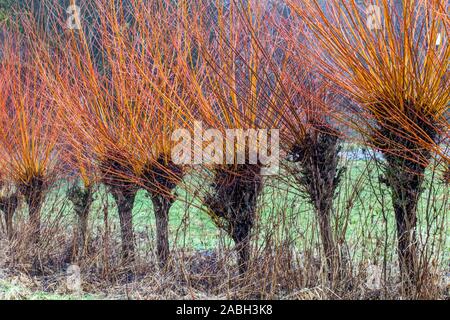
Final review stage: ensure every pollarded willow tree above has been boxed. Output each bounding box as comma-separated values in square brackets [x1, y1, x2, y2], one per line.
[236, 2, 350, 281]
[169, 0, 285, 274]
[31, 0, 188, 267]
[288, 0, 449, 291]
[64, 152, 96, 261]
[30, 6, 145, 263]
[0, 32, 19, 241]
[183, 0, 346, 278]
[0, 31, 60, 251]
[285, 80, 346, 283]
[129, 0, 203, 268]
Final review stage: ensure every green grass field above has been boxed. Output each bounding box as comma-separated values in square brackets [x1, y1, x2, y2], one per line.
[34, 158, 448, 256]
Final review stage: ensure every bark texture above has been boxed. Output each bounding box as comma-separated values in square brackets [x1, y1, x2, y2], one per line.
[109, 184, 137, 263]
[67, 183, 94, 260]
[101, 157, 139, 264]
[0, 193, 19, 240]
[150, 195, 172, 268]
[143, 157, 182, 269]
[19, 176, 46, 244]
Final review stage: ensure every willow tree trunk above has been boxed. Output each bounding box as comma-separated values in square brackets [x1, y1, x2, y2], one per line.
[231, 215, 253, 275]
[0, 194, 19, 240]
[110, 186, 137, 263]
[19, 177, 46, 245]
[377, 107, 438, 294]
[150, 194, 173, 268]
[318, 209, 338, 280]
[205, 164, 263, 275]
[77, 209, 89, 254]
[67, 184, 94, 260]
[142, 158, 182, 269]
[26, 192, 44, 244]
[290, 125, 344, 282]
[18, 177, 46, 274]
[382, 156, 425, 292]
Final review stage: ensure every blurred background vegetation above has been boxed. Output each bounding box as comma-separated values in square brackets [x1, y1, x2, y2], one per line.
[0, 0, 14, 23]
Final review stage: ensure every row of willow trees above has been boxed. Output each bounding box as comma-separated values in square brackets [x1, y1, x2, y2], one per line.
[0, 0, 448, 296]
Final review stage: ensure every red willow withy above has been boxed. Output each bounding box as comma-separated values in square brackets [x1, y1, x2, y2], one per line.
[288, 0, 449, 293]
[30, 0, 189, 268]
